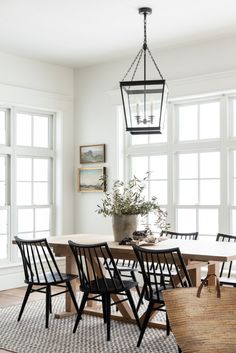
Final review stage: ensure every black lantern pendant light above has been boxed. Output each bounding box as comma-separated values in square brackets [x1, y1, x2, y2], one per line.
[120, 7, 168, 135]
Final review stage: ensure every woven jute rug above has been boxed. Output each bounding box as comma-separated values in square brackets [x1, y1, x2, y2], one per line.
[0, 296, 178, 353]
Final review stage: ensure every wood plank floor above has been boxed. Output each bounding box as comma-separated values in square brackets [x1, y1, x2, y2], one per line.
[0, 286, 59, 353]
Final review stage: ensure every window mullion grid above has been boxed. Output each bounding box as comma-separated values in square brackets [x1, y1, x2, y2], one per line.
[167, 102, 175, 229]
[197, 103, 200, 140]
[32, 157, 35, 238]
[31, 115, 34, 147]
[220, 95, 229, 234]
[197, 152, 200, 206]
[10, 108, 18, 262]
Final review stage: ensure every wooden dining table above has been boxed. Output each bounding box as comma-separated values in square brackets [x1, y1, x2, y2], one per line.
[46, 233, 236, 329]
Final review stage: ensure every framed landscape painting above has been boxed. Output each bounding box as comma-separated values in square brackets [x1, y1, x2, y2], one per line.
[80, 144, 105, 164]
[78, 167, 106, 192]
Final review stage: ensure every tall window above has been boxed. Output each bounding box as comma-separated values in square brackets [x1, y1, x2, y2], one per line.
[124, 94, 236, 237]
[0, 108, 54, 264]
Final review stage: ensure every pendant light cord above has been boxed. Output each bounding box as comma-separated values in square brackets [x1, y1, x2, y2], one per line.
[121, 8, 165, 82]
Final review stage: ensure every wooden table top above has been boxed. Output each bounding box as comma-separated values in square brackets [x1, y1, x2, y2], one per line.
[47, 233, 236, 262]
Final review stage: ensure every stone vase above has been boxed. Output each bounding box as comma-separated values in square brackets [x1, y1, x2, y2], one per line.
[112, 214, 138, 242]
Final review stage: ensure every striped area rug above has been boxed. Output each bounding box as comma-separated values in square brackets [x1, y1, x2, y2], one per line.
[0, 296, 179, 353]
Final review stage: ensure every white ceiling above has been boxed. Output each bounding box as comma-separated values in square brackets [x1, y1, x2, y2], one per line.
[0, 0, 236, 68]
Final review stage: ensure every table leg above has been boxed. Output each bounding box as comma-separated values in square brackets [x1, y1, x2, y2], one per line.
[188, 267, 201, 286]
[65, 254, 78, 312]
[207, 261, 219, 285]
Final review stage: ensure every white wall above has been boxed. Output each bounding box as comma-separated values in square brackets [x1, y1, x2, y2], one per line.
[74, 36, 236, 235]
[0, 52, 74, 290]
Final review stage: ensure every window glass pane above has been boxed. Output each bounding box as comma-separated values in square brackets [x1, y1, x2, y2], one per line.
[0, 156, 5, 180]
[33, 116, 49, 148]
[18, 209, 33, 232]
[0, 235, 7, 259]
[35, 208, 50, 231]
[178, 180, 198, 204]
[34, 159, 49, 182]
[178, 105, 198, 141]
[199, 209, 218, 235]
[233, 100, 236, 137]
[150, 180, 167, 205]
[200, 180, 220, 205]
[131, 156, 148, 179]
[17, 158, 32, 181]
[200, 152, 220, 178]
[179, 153, 198, 179]
[199, 102, 220, 139]
[234, 180, 236, 206]
[150, 155, 167, 179]
[177, 208, 197, 232]
[17, 182, 32, 205]
[232, 210, 236, 234]
[33, 183, 48, 205]
[0, 182, 5, 205]
[0, 157, 5, 205]
[17, 233, 34, 240]
[150, 119, 167, 143]
[0, 209, 7, 234]
[148, 210, 166, 233]
[16, 113, 32, 146]
[234, 151, 236, 177]
[0, 111, 6, 145]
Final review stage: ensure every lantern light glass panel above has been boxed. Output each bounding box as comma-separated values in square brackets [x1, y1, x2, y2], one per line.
[120, 80, 168, 135]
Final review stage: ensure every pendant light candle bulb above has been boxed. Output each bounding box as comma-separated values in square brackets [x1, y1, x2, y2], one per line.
[150, 102, 153, 116]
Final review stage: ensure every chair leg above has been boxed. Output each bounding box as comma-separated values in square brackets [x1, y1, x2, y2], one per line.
[105, 294, 111, 341]
[17, 284, 33, 322]
[45, 285, 51, 328]
[136, 285, 146, 312]
[73, 292, 88, 334]
[166, 312, 170, 336]
[66, 281, 79, 314]
[102, 294, 107, 323]
[130, 271, 142, 298]
[49, 286, 52, 313]
[126, 289, 141, 330]
[137, 301, 153, 347]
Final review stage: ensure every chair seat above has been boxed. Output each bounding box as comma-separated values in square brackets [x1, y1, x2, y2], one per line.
[26, 272, 78, 285]
[144, 284, 173, 303]
[81, 278, 138, 294]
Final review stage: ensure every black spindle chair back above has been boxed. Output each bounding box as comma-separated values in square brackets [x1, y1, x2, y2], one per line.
[160, 230, 198, 240]
[15, 236, 63, 284]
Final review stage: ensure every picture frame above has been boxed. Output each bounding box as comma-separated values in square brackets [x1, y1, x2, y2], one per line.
[80, 144, 105, 164]
[78, 167, 106, 192]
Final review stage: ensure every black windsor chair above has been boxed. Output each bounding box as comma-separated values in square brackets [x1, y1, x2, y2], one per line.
[68, 240, 141, 341]
[136, 230, 198, 311]
[15, 236, 79, 328]
[133, 244, 192, 348]
[216, 233, 236, 286]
